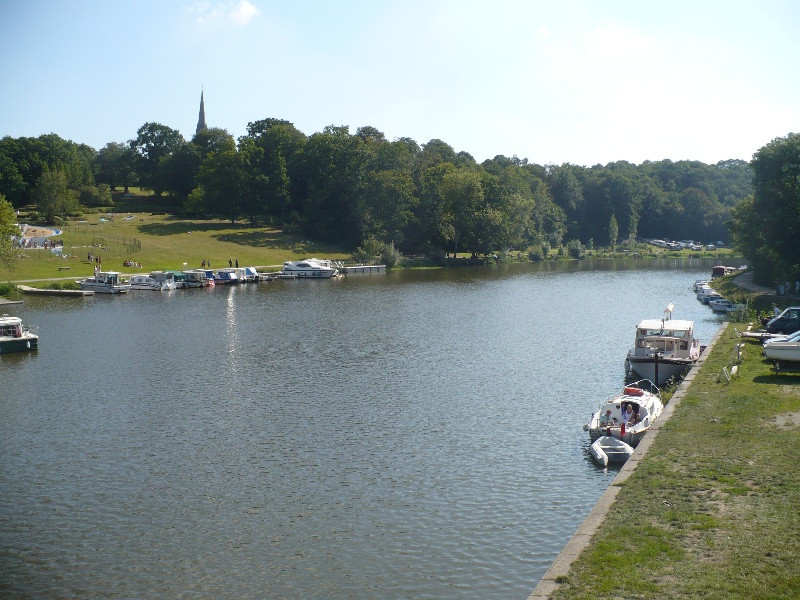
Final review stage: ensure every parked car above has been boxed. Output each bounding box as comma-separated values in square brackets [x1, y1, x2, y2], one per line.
[765, 306, 800, 335]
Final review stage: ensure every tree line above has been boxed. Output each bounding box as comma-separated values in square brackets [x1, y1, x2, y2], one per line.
[728, 132, 800, 287]
[0, 121, 754, 259]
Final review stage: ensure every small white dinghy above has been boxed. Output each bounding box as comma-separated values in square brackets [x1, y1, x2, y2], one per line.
[590, 436, 635, 467]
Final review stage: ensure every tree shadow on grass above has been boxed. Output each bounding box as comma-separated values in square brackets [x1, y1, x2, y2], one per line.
[216, 231, 334, 252]
[137, 220, 340, 253]
[139, 221, 239, 236]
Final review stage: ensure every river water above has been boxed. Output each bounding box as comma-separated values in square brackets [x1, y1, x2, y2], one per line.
[1, 258, 727, 598]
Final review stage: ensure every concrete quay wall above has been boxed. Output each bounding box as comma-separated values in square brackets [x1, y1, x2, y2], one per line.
[528, 322, 729, 599]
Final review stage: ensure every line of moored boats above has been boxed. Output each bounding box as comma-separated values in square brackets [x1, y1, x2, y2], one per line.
[587, 269, 800, 468]
[585, 301, 700, 467]
[696, 274, 800, 368]
[78, 258, 342, 294]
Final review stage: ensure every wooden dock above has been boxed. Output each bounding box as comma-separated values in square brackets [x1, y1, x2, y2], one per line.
[341, 265, 386, 274]
[17, 285, 94, 297]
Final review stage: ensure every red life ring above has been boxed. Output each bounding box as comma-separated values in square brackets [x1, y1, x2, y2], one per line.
[623, 386, 644, 396]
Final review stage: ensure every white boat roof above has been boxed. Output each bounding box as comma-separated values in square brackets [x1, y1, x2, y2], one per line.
[636, 319, 694, 331]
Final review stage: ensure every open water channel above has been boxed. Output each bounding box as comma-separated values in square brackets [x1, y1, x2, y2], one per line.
[1, 258, 730, 598]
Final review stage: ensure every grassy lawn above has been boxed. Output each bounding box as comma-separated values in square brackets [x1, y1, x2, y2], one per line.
[550, 324, 800, 599]
[1, 211, 349, 283]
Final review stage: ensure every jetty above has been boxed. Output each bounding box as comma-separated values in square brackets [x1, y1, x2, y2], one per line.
[342, 264, 386, 274]
[17, 285, 94, 297]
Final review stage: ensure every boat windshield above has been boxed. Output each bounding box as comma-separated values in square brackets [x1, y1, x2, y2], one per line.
[640, 329, 689, 338]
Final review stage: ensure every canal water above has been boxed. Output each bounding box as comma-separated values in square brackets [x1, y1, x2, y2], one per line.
[1, 258, 727, 598]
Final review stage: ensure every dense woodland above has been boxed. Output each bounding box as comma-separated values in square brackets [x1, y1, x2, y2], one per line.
[728, 132, 800, 286]
[0, 120, 757, 262]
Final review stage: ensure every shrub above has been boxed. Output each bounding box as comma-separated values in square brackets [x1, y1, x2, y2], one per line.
[567, 239, 585, 259]
[0, 282, 22, 299]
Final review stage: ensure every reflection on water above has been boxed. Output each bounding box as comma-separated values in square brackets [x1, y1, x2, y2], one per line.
[0, 259, 725, 598]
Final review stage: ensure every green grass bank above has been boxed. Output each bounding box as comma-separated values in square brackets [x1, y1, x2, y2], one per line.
[538, 324, 800, 599]
[1, 211, 350, 285]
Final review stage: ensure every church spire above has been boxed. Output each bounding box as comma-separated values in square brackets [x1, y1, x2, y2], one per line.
[196, 88, 208, 136]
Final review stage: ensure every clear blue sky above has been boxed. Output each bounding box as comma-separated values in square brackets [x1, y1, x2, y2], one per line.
[1, 0, 798, 166]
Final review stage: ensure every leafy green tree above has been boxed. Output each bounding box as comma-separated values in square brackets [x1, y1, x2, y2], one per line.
[33, 170, 76, 223]
[191, 127, 236, 158]
[95, 142, 137, 192]
[245, 118, 307, 220]
[78, 184, 112, 208]
[0, 146, 27, 207]
[0, 194, 20, 270]
[609, 214, 619, 251]
[159, 142, 202, 205]
[439, 169, 484, 256]
[129, 122, 185, 195]
[729, 133, 800, 284]
[300, 125, 366, 247]
[194, 149, 248, 222]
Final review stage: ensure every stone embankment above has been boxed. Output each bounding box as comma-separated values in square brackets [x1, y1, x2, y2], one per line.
[528, 323, 729, 599]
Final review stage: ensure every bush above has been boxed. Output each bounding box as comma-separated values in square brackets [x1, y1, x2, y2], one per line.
[567, 239, 585, 259]
[528, 246, 544, 262]
[0, 282, 22, 299]
[380, 242, 401, 268]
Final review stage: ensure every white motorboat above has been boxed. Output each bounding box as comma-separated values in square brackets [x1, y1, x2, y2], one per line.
[696, 284, 715, 302]
[590, 436, 634, 467]
[282, 258, 339, 278]
[0, 314, 39, 353]
[625, 304, 701, 385]
[763, 330, 800, 346]
[584, 380, 663, 448]
[214, 268, 240, 284]
[763, 337, 800, 363]
[183, 269, 211, 288]
[242, 266, 263, 282]
[703, 291, 723, 306]
[78, 271, 129, 294]
[709, 298, 746, 314]
[129, 271, 176, 291]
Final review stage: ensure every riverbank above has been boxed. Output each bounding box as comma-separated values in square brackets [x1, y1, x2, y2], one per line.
[530, 323, 800, 599]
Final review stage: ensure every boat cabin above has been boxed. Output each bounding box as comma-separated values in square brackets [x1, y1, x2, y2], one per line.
[183, 270, 209, 286]
[597, 387, 654, 427]
[0, 316, 24, 338]
[97, 271, 123, 285]
[632, 318, 699, 359]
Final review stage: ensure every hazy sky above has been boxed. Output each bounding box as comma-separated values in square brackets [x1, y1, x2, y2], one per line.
[1, 0, 798, 166]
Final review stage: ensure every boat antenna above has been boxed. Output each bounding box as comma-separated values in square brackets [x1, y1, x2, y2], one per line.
[663, 303, 674, 323]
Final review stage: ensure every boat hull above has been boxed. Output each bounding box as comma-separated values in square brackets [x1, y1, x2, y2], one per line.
[282, 268, 337, 278]
[78, 282, 129, 294]
[590, 436, 634, 467]
[763, 343, 800, 362]
[0, 335, 38, 353]
[625, 354, 694, 386]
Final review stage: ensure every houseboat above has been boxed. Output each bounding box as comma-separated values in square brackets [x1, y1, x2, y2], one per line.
[0, 314, 39, 353]
[624, 304, 701, 385]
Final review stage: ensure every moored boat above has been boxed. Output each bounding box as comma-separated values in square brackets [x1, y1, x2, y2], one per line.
[0, 314, 39, 353]
[78, 271, 130, 294]
[282, 258, 339, 278]
[708, 298, 747, 314]
[624, 304, 700, 385]
[589, 436, 635, 467]
[128, 271, 176, 291]
[584, 380, 663, 448]
[183, 269, 211, 288]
